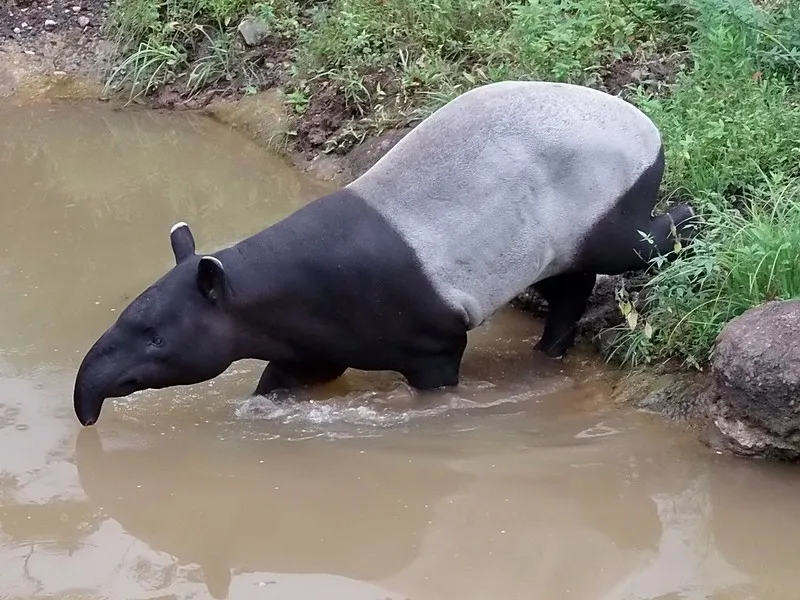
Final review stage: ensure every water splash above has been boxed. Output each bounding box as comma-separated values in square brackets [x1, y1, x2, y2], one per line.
[109, 367, 574, 441]
[233, 377, 547, 434]
[575, 422, 622, 439]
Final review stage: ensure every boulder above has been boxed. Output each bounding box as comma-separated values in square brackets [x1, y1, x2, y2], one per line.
[707, 299, 800, 460]
[237, 17, 269, 46]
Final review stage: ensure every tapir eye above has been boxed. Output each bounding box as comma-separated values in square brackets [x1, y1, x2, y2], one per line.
[150, 335, 165, 348]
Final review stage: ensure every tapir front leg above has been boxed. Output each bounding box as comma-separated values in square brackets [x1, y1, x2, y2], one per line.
[254, 361, 347, 396]
[400, 333, 469, 390]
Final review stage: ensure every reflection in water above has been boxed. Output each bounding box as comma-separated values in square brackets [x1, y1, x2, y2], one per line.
[72, 427, 462, 598]
[1, 103, 800, 600]
[601, 475, 748, 600]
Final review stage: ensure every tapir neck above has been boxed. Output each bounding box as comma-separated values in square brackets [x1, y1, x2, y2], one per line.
[204, 245, 296, 363]
[209, 196, 357, 364]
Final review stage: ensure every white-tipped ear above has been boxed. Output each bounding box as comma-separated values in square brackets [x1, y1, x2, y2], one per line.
[197, 256, 227, 304]
[170, 222, 196, 264]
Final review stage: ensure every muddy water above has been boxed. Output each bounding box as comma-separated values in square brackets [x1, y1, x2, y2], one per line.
[1, 103, 800, 600]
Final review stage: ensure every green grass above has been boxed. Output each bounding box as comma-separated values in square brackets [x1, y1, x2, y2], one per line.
[284, 0, 695, 139]
[102, 0, 303, 100]
[631, 0, 800, 199]
[101, 0, 800, 371]
[102, 0, 696, 108]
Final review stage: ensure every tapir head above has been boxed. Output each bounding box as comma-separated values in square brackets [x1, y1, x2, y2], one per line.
[74, 223, 239, 426]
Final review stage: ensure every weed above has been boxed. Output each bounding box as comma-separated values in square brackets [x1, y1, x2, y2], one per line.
[104, 39, 188, 100]
[631, 0, 800, 199]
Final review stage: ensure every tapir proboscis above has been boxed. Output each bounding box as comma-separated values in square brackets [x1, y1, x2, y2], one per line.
[73, 80, 695, 426]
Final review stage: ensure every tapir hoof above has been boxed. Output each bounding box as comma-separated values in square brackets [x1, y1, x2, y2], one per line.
[534, 337, 570, 359]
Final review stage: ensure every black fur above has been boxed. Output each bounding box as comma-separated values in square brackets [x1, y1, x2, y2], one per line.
[218, 189, 469, 392]
[533, 272, 597, 358]
[575, 146, 694, 274]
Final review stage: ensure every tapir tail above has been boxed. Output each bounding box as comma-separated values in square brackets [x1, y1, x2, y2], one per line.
[638, 203, 697, 265]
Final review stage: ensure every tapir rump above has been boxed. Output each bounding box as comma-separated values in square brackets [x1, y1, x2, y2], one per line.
[73, 80, 695, 426]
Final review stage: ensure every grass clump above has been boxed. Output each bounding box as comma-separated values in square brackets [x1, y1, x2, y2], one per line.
[102, 0, 305, 100]
[609, 177, 800, 369]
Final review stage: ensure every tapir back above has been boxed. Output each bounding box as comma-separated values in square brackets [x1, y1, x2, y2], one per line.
[346, 81, 663, 329]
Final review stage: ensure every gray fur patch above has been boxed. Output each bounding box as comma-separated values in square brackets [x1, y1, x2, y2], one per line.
[347, 81, 663, 329]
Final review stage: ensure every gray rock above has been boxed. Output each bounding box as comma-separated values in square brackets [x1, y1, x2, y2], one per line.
[707, 299, 800, 460]
[77, 15, 89, 27]
[237, 17, 269, 46]
[44, 18, 56, 29]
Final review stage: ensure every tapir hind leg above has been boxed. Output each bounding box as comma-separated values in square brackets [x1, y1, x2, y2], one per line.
[533, 272, 597, 358]
[254, 361, 346, 396]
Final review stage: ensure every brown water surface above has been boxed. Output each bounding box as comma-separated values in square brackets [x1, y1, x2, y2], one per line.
[1, 103, 800, 600]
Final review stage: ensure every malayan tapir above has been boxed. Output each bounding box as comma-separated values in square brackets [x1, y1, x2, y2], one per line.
[73, 80, 695, 426]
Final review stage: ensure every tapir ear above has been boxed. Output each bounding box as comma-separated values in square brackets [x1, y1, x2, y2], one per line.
[197, 256, 227, 304]
[170, 222, 196, 264]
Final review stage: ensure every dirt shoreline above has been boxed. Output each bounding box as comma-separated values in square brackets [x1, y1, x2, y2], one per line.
[0, 18, 711, 438]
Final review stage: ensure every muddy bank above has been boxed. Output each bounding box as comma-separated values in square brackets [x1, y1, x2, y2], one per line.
[1, 0, 687, 169]
[0, 0, 113, 99]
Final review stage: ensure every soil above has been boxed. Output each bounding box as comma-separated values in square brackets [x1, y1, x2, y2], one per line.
[0, 0, 110, 73]
[1, 0, 104, 41]
[602, 51, 691, 99]
[291, 81, 354, 155]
